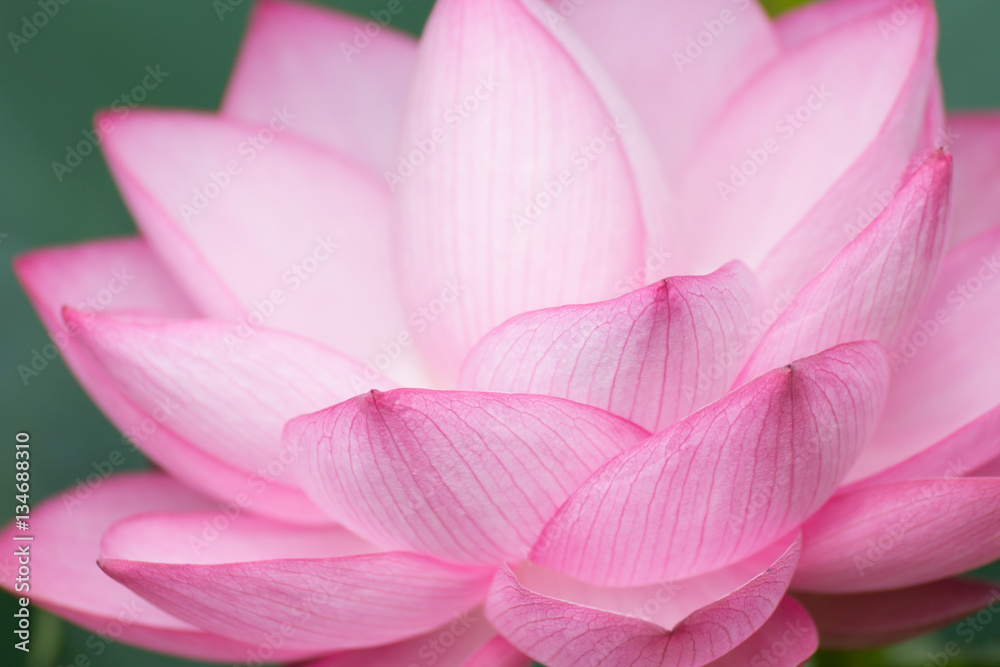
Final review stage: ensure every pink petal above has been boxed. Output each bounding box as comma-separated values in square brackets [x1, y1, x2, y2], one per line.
[296, 608, 530, 667]
[755, 65, 945, 300]
[99, 512, 494, 652]
[394, 0, 646, 380]
[738, 152, 951, 383]
[849, 403, 1000, 487]
[774, 0, 901, 48]
[973, 457, 1000, 478]
[100, 110, 412, 370]
[795, 579, 1000, 650]
[532, 342, 889, 587]
[459, 261, 764, 432]
[67, 310, 393, 485]
[0, 472, 300, 662]
[549, 0, 779, 178]
[795, 478, 1000, 593]
[13, 238, 327, 524]
[222, 0, 417, 173]
[286, 389, 649, 565]
[704, 596, 818, 667]
[676, 0, 938, 274]
[947, 113, 1000, 247]
[487, 534, 800, 667]
[846, 226, 1000, 482]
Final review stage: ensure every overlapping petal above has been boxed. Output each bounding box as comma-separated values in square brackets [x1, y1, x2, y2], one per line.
[68, 311, 392, 484]
[393, 0, 647, 379]
[459, 262, 763, 432]
[795, 579, 1000, 650]
[286, 389, 649, 565]
[100, 110, 412, 371]
[850, 403, 1000, 486]
[755, 66, 945, 298]
[0, 473, 299, 662]
[796, 478, 1000, 592]
[297, 608, 530, 667]
[677, 0, 938, 274]
[13, 238, 327, 523]
[550, 0, 779, 178]
[532, 342, 889, 586]
[705, 596, 818, 667]
[222, 0, 418, 173]
[948, 113, 1000, 246]
[99, 512, 494, 652]
[738, 152, 951, 382]
[847, 226, 1000, 482]
[774, 0, 901, 48]
[487, 534, 800, 667]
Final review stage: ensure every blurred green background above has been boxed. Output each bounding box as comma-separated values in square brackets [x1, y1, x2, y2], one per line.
[0, 0, 998, 665]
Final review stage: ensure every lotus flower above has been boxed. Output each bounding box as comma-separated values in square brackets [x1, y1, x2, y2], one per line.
[5, 0, 1000, 665]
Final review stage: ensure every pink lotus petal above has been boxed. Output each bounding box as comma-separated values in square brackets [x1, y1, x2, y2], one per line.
[394, 0, 647, 380]
[67, 310, 393, 485]
[532, 342, 889, 587]
[847, 226, 1000, 482]
[738, 152, 951, 383]
[487, 534, 800, 667]
[774, 0, 901, 48]
[0, 472, 301, 662]
[849, 403, 1000, 487]
[223, 0, 417, 173]
[795, 478, 1000, 593]
[705, 596, 818, 667]
[100, 110, 413, 371]
[947, 113, 1000, 246]
[287, 389, 649, 565]
[13, 238, 328, 524]
[99, 512, 494, 652]
[973, 457, 1000, 477]
[550, 0, 779, 178]
[676, 0, 937, 274]
[459, 261, 763, 432]
[756, 61, 944, 300]
[296, 608, 530, 667]
[795, 579, 1000, 650]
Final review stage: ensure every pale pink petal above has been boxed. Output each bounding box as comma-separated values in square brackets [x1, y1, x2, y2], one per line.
[13, 239, 327, 524]
[847, 227, 1000, 482]
[795, 579, 1000, 650]
[676, 0, 938, 274]
[67, 310, 393, 485]
[756, 66, 946, 300]
[222, 0, 417, 173]
[774, 0, 899, 48]
[0, 472, 304, 662]
[99, 512, 493, 652]
[532, 342, 889, 587]
[287, 389, 649, 565]
[738, 152, 951, 383]
[795, 478, 1000, 593]
[704, 597, 818, 667]
[947, 113, 1000, 246]
[296, 608, 530, 667]
[461, 635, 533, 667]
[549, 0, 779, 177]
[459, 262, 763, 432]
[487, 535, 800, 667]
[100, 110, 412, 370]
[849, 403, 1000, 487]
[394, 0, 646, 380]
